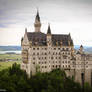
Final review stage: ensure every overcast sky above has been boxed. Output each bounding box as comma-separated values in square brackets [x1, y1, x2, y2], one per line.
[0, 0, 92, 46]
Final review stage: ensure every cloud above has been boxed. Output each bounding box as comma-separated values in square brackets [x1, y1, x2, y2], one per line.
[0, 0, 92, 46]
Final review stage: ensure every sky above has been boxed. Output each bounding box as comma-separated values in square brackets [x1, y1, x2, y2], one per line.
[0, 0, 92, 46]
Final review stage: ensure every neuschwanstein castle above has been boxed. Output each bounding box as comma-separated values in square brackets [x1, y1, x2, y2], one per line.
[21, 10, 92, 85]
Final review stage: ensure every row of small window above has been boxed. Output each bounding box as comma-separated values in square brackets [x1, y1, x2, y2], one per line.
[33, 61, 61, 64]
[32, 52, 70, 55]
[33, 57, 47, 60]
[33, 52, 47, 55]
[32, 47, 70, 51]
[40, 65, 61, 69]
[75, 62, 88, 64]
[62, 61, 70, 63]
[33, 48, 47, 50]
[76, 65, 88, 68]
[33, 57, 61, 60]
[62, 52, 70, 55]
[52, 65, 61, 68]
[33, 62, 47, 64]
[22, 64, 70, 69]
[62, 65, 70, 68]
[51, 57, 61, 59]
[70, 65, 89, 68]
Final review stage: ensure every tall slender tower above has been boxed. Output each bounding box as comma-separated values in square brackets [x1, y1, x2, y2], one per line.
[47, 24, 52, 46]
[34, 10, 41, 32]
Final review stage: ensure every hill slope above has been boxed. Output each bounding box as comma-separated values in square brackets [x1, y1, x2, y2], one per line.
[0, 46, 21, 51]
[0, 45, 92, 54]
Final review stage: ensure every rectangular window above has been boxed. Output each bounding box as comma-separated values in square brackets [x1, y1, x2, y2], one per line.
[33, 62, 35, 64]
[59, 65, 60, 68]
[66, 48, 69, 51]
[42, 66, 44, 68]
[54, 48, 56, 50]
[63, 55, 67, 59]
[45, 53, 47, 55]
[51, 57, 53, 59]
[58, 48, 60, 50]
[37, 53, 39, 55]
[45, 66, 47, 68]
[62, 48, 64, 51]
[45, 48, 47, 50]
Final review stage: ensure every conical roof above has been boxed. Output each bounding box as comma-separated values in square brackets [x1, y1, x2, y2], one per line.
[35, 10, 40, 21]
[47, 24, 51, 34]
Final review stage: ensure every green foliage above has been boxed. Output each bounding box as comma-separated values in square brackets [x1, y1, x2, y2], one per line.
[84, 82, 92, 92]
[0, 54, 21, 71]
[0, 65, 92, 92]
[0, 61, 21, 71]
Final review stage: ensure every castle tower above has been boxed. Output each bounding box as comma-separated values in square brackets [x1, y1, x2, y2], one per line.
[47, 24, 52, 46]
[47, 24, 52, 72]
[34, 10, 41, 32]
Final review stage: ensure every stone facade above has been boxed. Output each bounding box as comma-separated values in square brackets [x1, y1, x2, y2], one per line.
[21, 11, 92, 85]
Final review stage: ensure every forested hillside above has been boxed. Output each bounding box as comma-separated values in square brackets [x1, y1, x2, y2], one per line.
[0, 63, 92, 92]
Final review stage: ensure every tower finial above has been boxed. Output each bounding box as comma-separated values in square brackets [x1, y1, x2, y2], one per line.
[25, 28, 27, 33]
[47, 23, 51, 34]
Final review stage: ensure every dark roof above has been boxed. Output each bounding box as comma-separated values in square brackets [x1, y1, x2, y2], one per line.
[27, 32, 46, 46]
[27, 32, 73, 46]
[52, 34, 73, 46]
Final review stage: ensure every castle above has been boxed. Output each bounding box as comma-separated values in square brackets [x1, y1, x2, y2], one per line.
[21, 10, 92, 85]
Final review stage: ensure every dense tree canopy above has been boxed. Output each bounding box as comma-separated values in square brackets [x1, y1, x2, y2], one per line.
[0, 63, 92, 92]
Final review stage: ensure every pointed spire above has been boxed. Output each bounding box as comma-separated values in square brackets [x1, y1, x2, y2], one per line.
[47, 23, 51, 34]
[25, 28, 27, 33]
[34, 9, 41, 32]
[68, 32, 71, 40]
[79, 45, 84, 54]
[80, 45, 83, 48]
[35, 9, 40, 22]
[69, 33, 70, 36]
[21, 37, 23, 41]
